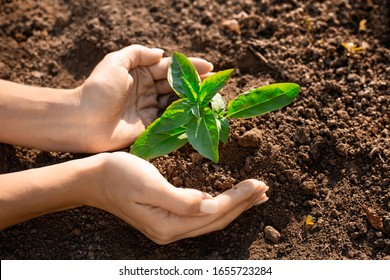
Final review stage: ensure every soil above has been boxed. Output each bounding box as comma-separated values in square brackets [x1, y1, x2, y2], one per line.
[0, 0, 389, 260]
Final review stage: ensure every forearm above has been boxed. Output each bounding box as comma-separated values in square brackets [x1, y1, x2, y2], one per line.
[0, 79, 87, 152]
[0, 154, 105, 230]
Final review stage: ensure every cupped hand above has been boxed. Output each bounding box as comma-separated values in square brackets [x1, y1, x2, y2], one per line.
[95, 152, 269, 244]
[77, 44, 214, 153]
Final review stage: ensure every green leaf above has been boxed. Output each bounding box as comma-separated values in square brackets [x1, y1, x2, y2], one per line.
[182, 75, 197, 102]
[130, 97, 194, 160]
[187, 109, 220, 162]
[168, 51, 200, 99]
[210, 93, 226, 114]
[199, 69, 234, 106]
[151, 99, 193, 133]
[226, 83, 300, 119]
[217, 116, 229, 144]
[130, 126, 188, 160]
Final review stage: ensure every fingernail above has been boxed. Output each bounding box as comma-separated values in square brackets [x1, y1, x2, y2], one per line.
[255, 196, 269, 206]
[151, 48, 165, 54]
[264, 185, 269, 192]
[200, 199, 219, 214]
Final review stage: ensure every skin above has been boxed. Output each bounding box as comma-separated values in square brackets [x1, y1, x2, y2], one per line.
[0, 45, 269, 244]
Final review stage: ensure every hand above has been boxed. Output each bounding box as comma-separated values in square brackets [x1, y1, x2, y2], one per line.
[0, 151, 268, 243]
[77, 44, 214, 152]
[94, 152, 269, 244]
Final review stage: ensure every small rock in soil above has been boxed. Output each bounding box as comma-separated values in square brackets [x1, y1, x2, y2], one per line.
[172, 176, 183, 187]
[294, 127, 311, 144]
[189, 152, 203, 163]
[72, 228, 81, 237]
[264, 226, 281, 243]
[330, 209, 339, 218]
[301, 180, 317, 195]
[383, 216, 390, 233]
[238, 128, 262, 147]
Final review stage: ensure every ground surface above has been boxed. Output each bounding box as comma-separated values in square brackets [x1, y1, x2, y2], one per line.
[0, 0, 389, 260]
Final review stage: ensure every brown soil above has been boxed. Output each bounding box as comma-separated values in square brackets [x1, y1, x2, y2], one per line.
[0, 0, 389, 260]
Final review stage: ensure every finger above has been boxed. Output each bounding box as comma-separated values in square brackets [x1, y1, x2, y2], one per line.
[153, 180, 269, 243]
[159, 180, 267, 231]
[181, 193, 268, 241]
[200, 72, 216, 80]
[146, 183, 219, 216]
[157, 94, 174, 108]
[148, 57, 214, 81]
[155, 80, 173, 95]
[246, 193, 268, 211]
[106, 44, 164, 70]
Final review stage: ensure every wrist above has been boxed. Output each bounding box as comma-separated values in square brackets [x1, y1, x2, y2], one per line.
[72, 153, 110, 208]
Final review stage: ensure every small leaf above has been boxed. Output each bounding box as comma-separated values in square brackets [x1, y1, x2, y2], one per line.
[226, 83, 300, 119]
[359, 19, 367, 31]
[304, 215, 315, 229]
[210, 93, 226, 114]
[341, 42, 366, 53]
[199, 69, 234, 106]
[168, 51, 200, 98]
[151, 99, 193, 133]
[130, 126, 188, 160]
[130, 99, 193, 160]
[187, 109, 220, 162]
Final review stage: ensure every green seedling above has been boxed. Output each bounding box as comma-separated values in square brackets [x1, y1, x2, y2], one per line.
[131, 51, 300, 162]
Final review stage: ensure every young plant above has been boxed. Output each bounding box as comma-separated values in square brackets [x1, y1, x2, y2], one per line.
[130, 51, 300, 163]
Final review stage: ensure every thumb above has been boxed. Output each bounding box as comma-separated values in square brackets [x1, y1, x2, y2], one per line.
[110, 44, 164, 70]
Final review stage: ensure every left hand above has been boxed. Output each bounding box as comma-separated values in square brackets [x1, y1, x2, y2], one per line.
[94, 152, 269, 244]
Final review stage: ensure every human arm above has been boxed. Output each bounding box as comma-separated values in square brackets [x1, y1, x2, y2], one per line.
[0, 152, 268, 244]
[0, 45, 214, 152]
[0, 80, 86, 152]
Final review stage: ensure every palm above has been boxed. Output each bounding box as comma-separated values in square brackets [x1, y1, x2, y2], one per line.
[80, 51, 162, 151]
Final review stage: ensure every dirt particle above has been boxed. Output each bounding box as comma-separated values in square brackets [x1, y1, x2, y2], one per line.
[383, 216, 390, 233]
[87, 251, 95, 259]
[238, 128, 262, 147]
[264, 226, 281, 243]
[330, 209, 339, 218]
[294, 127, 311, 145]
[244, 156, 252, 173]
[336, 143, 349, 156]
[172, 176, 183, 187]
[189, 152, 204, 163]
[72, 228, 81, 237]
[31, 71, 43, 78]
[346, 222, 356, 232]
[301, 180, 317, 195]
